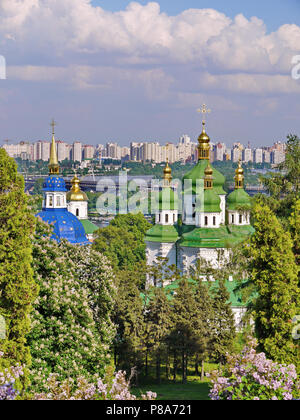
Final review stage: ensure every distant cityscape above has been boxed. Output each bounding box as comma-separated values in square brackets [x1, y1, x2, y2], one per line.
[2, 134, 286, 167]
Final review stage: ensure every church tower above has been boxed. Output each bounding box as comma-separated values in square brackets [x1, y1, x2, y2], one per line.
[36, 120, 89, 245]
[227, 161, 251, 226]
[145, 160, 179, 286]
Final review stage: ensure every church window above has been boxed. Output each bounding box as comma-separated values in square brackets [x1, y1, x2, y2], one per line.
[205, 216, 208, 226]
[49, 195, 53, 207]
[76, 209, 80, 217]
[231, 214, 234, 224]
[165, 214, 169, 223]
[56, 196, 61, 207]
[213, 216, 216, 226]
[239, 214, 243, 224]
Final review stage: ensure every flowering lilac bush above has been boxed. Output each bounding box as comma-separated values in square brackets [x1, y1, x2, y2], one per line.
[33, 370, 156, 401]
[209, 338, 300, 400]
[0, 352, 24, 400]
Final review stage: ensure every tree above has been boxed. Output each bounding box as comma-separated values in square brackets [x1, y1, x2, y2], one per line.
[168, 279, 198, 383]
[211, 280, 236, 364]
[259, 134, 300, 222]
[193, 280, 214, 380]
[289, 199, 300, 267]
[0, 149, 38, 385]
[113, 279, 146, 384]
[144, 287, 172, 384]
[28, 220, 116, 392]
[246, 200, 300, 368]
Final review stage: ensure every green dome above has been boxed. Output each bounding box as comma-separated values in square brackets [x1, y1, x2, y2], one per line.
[180, 224, 255, 248]
[183, 160, 226, 195]
[156, 187, 178, 211]
[195, 189, 221, 213]
[145, 224, 179, 243]
[227, 189, 251, 211]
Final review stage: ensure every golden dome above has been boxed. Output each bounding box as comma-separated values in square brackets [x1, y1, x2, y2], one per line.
[234, 161, 244, 189]
[204, 163, 213, 176]
[198, 122, 211, 160]
[198, 122, 210, 143]
[67, 176, 88, 202]
[163, 161, 172, 186]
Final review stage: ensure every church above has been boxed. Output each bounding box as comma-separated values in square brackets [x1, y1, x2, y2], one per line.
[145, 109, 254, 328]
[36, 122, 98, 244]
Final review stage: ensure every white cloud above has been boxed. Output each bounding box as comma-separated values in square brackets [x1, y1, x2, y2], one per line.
[0, 0, 299, 100]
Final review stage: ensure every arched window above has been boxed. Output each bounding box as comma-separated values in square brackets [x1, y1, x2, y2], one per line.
[76, 208, 80, 217]
[165, 214, 169, 223]
[232, 214, 234, 224]
[56, 196, 61, 207]
[205, 216, 208, 226]
[239, 214, 243, 224]
[213, 216, 216, 226]
[173, 214, 176, 223]
[49, 195, 53, 207]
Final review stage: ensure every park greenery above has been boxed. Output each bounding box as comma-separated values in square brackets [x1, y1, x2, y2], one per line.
[0, 134, 300, 400]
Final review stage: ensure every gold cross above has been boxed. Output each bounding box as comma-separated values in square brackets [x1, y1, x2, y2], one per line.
[50, 119, 57, 136]
[197, 104, 211, 123]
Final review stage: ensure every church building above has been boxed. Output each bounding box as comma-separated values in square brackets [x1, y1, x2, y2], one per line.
[145, 107, 254, 328]
[36, 122, 90, 245]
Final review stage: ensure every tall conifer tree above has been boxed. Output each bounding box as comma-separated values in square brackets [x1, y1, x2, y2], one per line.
[0, 149, 38, 379]
[247, 201, 300, 367]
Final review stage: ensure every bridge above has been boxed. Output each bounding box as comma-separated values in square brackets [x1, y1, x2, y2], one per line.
[24, 175, 268, 196]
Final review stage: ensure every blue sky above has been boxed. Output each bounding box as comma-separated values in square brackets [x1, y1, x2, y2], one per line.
[0, 0, 300, 147]
[92, 0, 300, 31]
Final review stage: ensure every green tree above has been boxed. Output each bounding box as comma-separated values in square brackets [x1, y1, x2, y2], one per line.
[246, 200, 300, 368]
[168, 279, 198, 383]
[259, 134, 300, 222]
[93, 213, 150, 272]
[289, 199, 300, 267]
[211, 280, 236, 364]
[113, 280, 146, 384]
[193, 280, 214, 380]
[144, 287, 172, 384]
[0, 149, 38, 384]
[28, 220, 116, 392]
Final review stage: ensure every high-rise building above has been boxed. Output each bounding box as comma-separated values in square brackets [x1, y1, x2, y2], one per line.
[243, 148, 253, 163]
[83, 145, 95, 160]
[254, 148, 263, 164]
[3, 141, 34, 160]
[72, 142, 82, 162]
[57, 141, 70, 162]
[214, 143, 226, 161]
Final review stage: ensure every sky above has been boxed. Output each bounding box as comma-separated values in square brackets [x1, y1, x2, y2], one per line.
[0, 0, 300, 147]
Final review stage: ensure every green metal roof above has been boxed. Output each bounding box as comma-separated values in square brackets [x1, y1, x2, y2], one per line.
[227, 188, 251, 211]
[141, 278, 255, 308]
[196, 189, 221, 213]
[183, 160, 226, 195]
[145, 224, 180, 243]
[80, 219, 100, 235]
[155, 187, 178, 211]
[179, 224, 254, 248]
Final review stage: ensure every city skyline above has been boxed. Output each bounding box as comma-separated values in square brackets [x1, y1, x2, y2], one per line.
[0, 1, 299, 146]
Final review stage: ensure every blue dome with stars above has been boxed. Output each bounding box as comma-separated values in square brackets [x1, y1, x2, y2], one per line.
[36, 208, 90, 245]
[43, 175, 67, 192]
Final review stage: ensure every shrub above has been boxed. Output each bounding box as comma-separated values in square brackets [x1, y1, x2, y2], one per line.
[33, 370, 156, 401]
[0, 352, 24, 400]
[209, 338, 300, 400]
